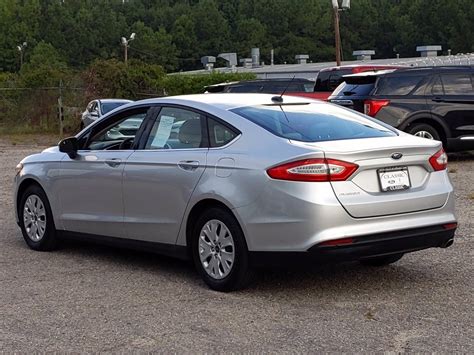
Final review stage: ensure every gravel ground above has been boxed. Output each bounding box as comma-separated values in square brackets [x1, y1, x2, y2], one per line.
[0, 139, 473, 352]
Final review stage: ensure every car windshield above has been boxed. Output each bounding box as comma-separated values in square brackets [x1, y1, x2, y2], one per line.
[231, 103, 396, 142]
[101, 102, 128, 115]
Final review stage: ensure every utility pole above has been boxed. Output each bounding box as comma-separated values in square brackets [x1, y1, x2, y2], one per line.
[121, 33, 136, 65]
[331, 0, 350, 66]
[333, 6, 341, 66]
[58, 80, 64, 138]
[17, 42, 27, 69]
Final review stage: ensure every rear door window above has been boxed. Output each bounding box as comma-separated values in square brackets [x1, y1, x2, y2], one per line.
[145, 107, 205, 149]
[440, 74, 474, 95]
[375, 75, 424, 95]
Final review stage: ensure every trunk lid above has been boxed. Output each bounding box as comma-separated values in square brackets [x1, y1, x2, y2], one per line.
[292, 135, 450, 218]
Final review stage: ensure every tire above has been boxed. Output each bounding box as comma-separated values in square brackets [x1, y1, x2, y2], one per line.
[192, 208, 254, 292]
[407, 123, 441, 141]
[18, 184, 58, 251]
[360, 253, 404, 267]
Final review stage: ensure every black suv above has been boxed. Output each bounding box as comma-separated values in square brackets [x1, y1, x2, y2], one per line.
[328, 66, 474, 151]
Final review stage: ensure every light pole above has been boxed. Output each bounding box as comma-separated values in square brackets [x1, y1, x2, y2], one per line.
[121, 33, 136, 65]
[17, 42, 27, 69]
[331, 0, 350, 66]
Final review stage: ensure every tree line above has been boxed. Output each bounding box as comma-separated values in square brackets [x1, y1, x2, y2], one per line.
[0, 0, 473, 73]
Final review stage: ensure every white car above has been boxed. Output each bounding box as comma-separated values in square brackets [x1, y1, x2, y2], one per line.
[81, 99, 133, 128]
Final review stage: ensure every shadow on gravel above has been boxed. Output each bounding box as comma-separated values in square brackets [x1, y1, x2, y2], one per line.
[448, 151, 474, 161]
[58, 238, 198, 281]
[52, 238, 436, 296]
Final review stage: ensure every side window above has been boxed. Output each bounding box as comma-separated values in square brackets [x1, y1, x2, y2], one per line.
[328, 74, 342, 90]
[86, 101, 94, 112]
[86, 109, 148, 150]
[208, 118, 239, 147]
[440, 74, 473, 95]
[91, 102, 98, 113]
[376, 75, 423, 95]
[315, 72, 330, 91]
[431, 76, 444, 95]
[145, 107, 204, 150]
[227, 84, 262, 93]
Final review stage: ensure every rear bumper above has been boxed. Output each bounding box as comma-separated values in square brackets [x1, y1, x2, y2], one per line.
[249, 224, 456, 267]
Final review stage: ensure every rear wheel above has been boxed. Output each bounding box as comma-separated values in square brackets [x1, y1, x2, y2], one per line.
[19, 185, 58, 251]
[192, 208, 253, 291]
[407, 123, 441, 141]
[360, 253, 404, 267]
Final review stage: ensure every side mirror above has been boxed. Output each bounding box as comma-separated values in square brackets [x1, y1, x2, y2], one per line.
[59, 137, 78, 159]
[90, 111, 99, 118]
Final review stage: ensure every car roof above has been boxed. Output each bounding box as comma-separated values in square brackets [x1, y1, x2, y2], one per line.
[206, 78, 315, 88]
[320, 64, 406, 73]
[345, 66, 474, 78]
[343, 69, 398, 78]
[98, 98, 134, 103]
[136, 93, 319, 111]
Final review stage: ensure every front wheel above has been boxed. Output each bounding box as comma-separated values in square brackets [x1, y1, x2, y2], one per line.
[192, 208, 253, 291]
[360, 253, 404, 267]
[19, 185, 58, 251]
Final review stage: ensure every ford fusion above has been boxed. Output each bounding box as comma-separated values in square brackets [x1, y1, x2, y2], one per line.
[14, 94, 457, 291]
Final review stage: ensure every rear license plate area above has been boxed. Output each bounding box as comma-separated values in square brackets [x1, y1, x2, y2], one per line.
[378, 166, 411, 192]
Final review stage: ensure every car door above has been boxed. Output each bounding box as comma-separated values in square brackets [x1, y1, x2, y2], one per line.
[122, 106, 208, 244]
[58, 106, 152, 237]
[430, 73, 474, 139]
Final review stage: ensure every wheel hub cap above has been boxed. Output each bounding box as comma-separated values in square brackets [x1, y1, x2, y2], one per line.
[414, 130, 434, 140]
[23, 194, 46, 242]
[198, 219, 235, 280]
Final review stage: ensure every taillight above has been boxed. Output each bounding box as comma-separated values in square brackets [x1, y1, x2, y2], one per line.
[442, 222, 457, 230]
[267, 158, 358, 182]
[429, 148, 448, 171]
[318, 237, 354, 247]
[363, 99, 390, 117]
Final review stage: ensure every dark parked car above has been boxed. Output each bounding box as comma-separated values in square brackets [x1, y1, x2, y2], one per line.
[204, 78, 329, 100]
[328, 66, 474, 152]
[314, 64, 404, 100]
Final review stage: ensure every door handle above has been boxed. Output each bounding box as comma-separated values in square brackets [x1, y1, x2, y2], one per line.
[432, 97, 445, 102]
[105, 158, 122, 168]
[178, 160, 200, 171]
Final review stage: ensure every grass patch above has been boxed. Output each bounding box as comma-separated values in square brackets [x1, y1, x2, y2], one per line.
[1, 132, 60, 147]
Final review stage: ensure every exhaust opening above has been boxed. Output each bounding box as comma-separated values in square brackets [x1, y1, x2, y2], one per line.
[440, 239, 454, 248]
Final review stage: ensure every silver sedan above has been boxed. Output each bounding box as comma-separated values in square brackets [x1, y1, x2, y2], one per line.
[14, 94, 457, 291]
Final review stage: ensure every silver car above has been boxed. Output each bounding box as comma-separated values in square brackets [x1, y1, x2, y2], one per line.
[81, 98, 133, 128]
[14, 94, 457, 291]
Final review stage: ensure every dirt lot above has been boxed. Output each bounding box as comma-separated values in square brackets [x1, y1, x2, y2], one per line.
[0, 138, 473, 352]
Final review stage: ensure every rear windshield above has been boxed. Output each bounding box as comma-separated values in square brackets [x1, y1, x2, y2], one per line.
[315, 69, 352, 92]
[331, 81, 375, 97]
[375, 75, 424, 95]
[231, 104, 396, 142]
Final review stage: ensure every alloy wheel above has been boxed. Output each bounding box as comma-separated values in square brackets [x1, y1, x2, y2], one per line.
[198, 219, 235, 280]
[23, 194, 47, 242]
[414, 130, 435, 140]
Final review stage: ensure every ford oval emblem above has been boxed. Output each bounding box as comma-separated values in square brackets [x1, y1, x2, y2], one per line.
[391, 152, 403, 160]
